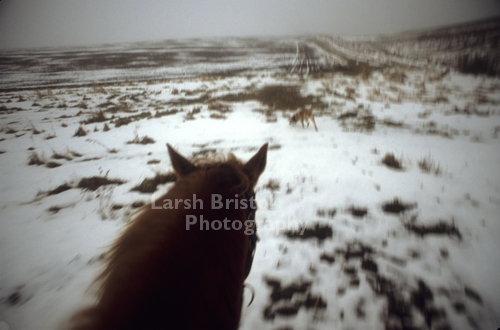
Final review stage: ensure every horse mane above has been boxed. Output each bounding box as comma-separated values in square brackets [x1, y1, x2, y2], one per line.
[67, 144, 268, 330]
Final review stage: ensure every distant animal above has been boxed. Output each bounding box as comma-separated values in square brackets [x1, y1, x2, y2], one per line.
[67, 143, 268, 330]
[289, 105, 318, 131]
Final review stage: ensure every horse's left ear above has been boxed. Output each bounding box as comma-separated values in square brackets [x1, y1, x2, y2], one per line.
[167, 144, 195, 177]
[243, 143, 268, 182]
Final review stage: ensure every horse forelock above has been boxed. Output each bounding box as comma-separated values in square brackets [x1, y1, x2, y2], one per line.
[188, 153, 254, 194]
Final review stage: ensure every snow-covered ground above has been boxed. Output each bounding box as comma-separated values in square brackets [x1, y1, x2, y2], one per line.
[1, 39, 500, 330]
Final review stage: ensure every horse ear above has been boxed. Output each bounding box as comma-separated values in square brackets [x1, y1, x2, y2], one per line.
[243, 143, 268, 182]
[167, 144, 195, 176]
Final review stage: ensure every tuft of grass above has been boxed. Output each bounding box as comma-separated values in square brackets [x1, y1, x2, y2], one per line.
[75, 101, 88, 109]
[47, 206, 63, 214]
[262, 277, 326, 320]
[45, 161, 62, 168]
[283, 223, 333, 242]
[382, 118, 404, 127]
[208, 101, 231, 113]
[317, 208, 337, 218]
[48, 183, 72, 196]
[385, 70, 407, 84]
[404, 217, 462, 240]
[337, 107, 375, 132]
[131, 172, 177, 193]
[31, 124, 43, 135]
[154, 108, 180, 118]
[44, 132, 57, 140]
[131, 201, 146, 208]
[263, 179, 280, 192]
[382, 198, 417, 214]
[345, 87, 356, 100]
[348, 206, 368, 218]
[82, 110, 108, 124]
[112, 111, 151, 127]
[51, 149, 73, 161]
[381, 153, 402, 170]
[28, 152, 45, 166]
[69, 150, 83, 158]
[147, 159, 161, 165]
[77, 176, 125, 191]
[418, 155, 442, 175]
[74, 126, 87, 137]
[209, 112, 226, 120]
[5, 127, 18, 134]
[126, 135, 155, 145]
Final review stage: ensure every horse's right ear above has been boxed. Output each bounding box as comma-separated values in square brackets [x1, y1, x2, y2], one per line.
[167, 144, 195, 177]
[243, 143, 268, 183]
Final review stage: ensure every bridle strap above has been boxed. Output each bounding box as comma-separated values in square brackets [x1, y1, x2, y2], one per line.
[242, 190, 258, 280]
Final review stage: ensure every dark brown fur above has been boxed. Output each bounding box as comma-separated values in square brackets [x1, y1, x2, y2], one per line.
[67, 143, 268, 330]
[289, 105, 318, 131]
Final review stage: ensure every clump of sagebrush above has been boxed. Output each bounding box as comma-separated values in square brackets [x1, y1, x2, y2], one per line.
[381, 153, 402, 170]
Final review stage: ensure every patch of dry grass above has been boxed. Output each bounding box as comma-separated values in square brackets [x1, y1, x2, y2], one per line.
[219, 84, 321, 111]
[112, 111, 151, 127]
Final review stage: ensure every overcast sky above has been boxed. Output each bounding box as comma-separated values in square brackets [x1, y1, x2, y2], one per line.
[0, 0, 499, 50]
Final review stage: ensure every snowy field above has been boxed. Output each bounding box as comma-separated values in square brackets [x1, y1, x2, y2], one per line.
[1, 36, 500, 330]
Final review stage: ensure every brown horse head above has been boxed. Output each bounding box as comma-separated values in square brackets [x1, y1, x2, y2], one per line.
[67, 143, 268, 330]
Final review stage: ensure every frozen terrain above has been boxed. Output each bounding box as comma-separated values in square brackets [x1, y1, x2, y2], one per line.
[1, 19, 500, 330]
